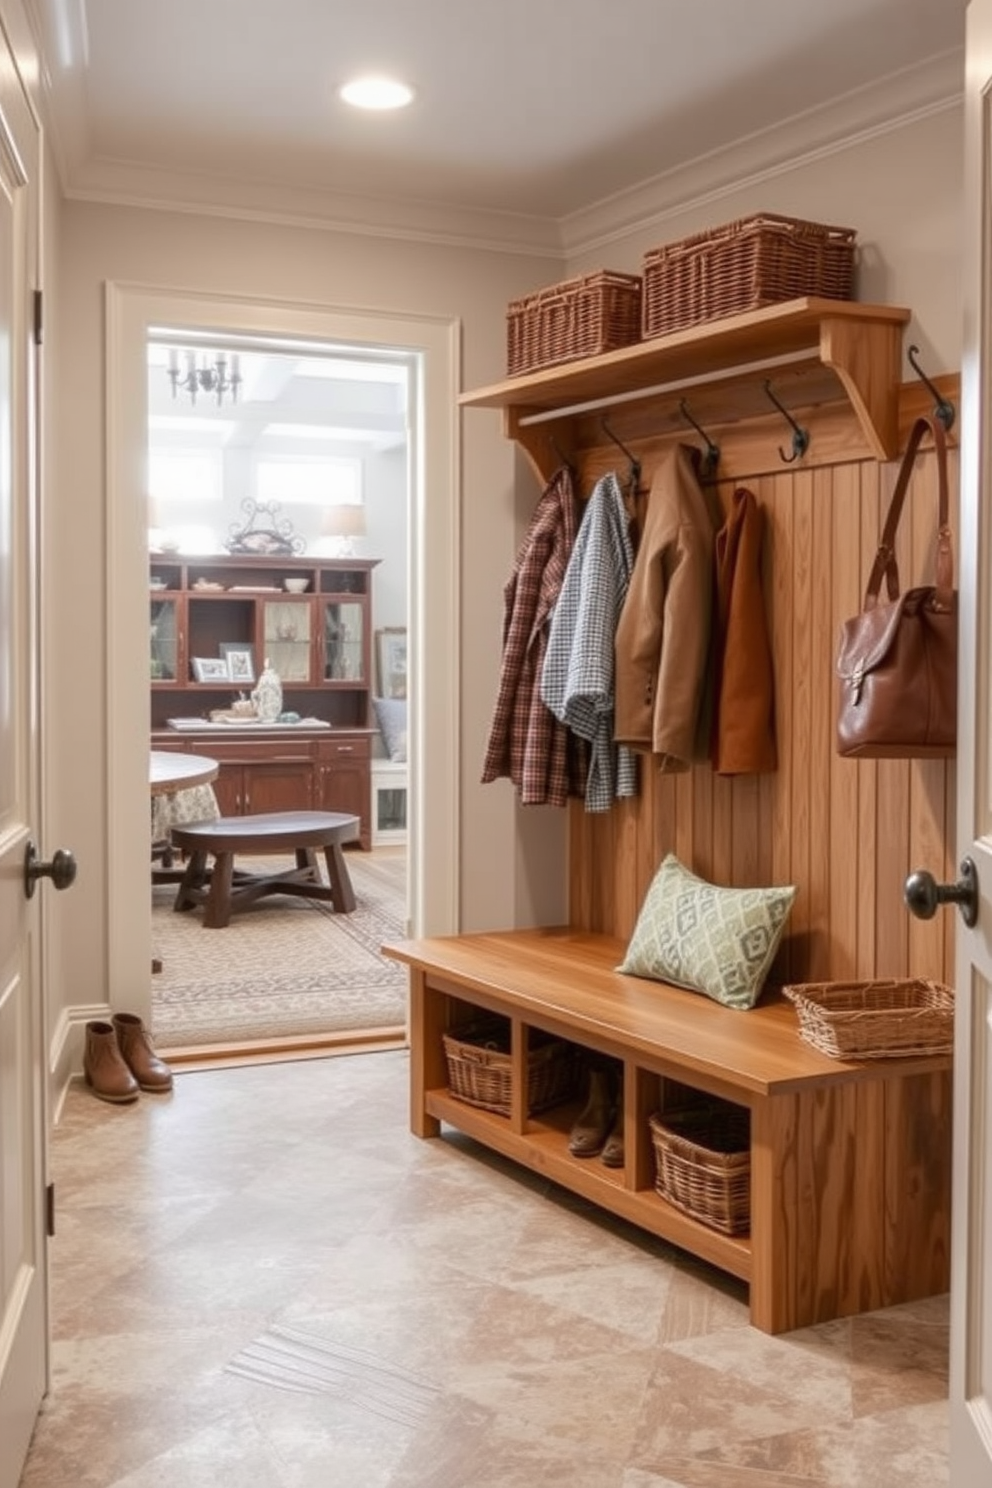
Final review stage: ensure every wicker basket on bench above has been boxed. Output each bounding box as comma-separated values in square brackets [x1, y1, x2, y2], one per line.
[784, 979, 954, 1060]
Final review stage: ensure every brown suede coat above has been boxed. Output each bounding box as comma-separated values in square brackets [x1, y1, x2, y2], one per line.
[710, 487, 777, 775]
[614, 446, 715, 771]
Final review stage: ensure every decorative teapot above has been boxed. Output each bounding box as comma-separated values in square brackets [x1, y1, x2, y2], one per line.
[251, 659, 283, 723]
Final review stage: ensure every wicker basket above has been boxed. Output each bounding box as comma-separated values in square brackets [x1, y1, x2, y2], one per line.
[641, 213, 857, 340]
[784, 980, 954, 1060]
[506, 269, 642, 376]
[649, 1105, 751, 1236]
[442, 1020, 579, 1116]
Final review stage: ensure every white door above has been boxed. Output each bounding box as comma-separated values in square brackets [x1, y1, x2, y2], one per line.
[951, 2, 992, 1480]
[0, 37, 61, 1488]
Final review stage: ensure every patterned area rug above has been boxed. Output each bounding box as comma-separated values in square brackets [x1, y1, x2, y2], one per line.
[150, 849, 408, 1048]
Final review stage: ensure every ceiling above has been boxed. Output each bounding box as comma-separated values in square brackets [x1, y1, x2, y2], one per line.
[28, 0, 965, 253]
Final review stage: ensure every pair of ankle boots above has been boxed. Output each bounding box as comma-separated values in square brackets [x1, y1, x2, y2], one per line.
[83, 1015, 173, 1103]
[568, 1066, 623, 1168]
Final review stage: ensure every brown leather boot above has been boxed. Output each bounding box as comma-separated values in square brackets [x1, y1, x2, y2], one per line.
[568, 1068, 615, 1157]
[84, 1021, 139, 1104]
[112, 1013, 174, 1093]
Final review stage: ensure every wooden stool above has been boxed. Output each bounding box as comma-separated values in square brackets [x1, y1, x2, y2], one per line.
[170, 811, 360, 928]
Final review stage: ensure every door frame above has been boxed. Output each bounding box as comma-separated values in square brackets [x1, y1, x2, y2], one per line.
[104, 284, 461, 1021]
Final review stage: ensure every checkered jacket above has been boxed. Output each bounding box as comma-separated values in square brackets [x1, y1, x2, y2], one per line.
[481, 465, 585, 806]
[540, 471, 638, 812]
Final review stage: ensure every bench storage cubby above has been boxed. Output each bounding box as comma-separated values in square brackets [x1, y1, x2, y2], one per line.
[385, 926, 953, 1336]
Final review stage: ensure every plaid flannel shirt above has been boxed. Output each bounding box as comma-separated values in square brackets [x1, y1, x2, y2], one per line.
[481, 465, 584, 806]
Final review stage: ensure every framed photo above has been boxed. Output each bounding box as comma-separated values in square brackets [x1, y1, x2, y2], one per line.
[220, 643, 255, 684]
[375, 626, 407, 700]
[192, 656, 230, 683]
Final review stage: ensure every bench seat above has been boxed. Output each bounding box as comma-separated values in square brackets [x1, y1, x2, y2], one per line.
[383, 925, 953, 1335]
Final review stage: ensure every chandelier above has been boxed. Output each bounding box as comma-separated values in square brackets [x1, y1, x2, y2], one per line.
[167, 349, 242, 406]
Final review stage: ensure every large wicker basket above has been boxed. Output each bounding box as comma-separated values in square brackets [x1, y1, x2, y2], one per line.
[649, 1105, 751, 1236]
[784, 979, 954, 1060]
[442, 1020, 579, 1116]
[506, 269, 642, 376]
[641, 213, 857, 340]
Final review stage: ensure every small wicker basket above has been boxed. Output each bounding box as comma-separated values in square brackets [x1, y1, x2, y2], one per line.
[784, 979, 954, 1060]
[649, 1105, 751, 1236]
[442, 1020, 579, 1116]
[641, 213, 857, 340]
[506, 269, 642, 376]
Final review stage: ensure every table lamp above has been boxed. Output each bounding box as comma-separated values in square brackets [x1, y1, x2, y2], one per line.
[321, 502, 366, 556]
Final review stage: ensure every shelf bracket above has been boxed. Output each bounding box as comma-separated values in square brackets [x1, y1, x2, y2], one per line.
[818, 315, 904, 461]
[504, 406, 565, 489]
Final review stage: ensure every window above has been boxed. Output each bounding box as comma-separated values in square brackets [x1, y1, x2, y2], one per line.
[254, 456, 362, 508]
[149, 449, 223, 504]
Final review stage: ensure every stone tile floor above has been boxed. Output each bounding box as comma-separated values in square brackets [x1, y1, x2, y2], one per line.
[21, 1050, 949, 1486]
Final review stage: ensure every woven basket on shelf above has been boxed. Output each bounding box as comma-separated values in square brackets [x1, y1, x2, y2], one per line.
[641, 213, 857, 340]
[784, 979, 954, 1060]
[442, 1020, 579, 1116]
[506, 269, 642, 376]
[649, 1105, 751, 1236]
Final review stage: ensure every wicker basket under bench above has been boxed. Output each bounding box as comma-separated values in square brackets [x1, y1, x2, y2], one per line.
[384, 926, 952, 1337]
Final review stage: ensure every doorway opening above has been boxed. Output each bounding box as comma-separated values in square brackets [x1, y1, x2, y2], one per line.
[105, 284, 460, 1050]
[146, 332, 413, 1057]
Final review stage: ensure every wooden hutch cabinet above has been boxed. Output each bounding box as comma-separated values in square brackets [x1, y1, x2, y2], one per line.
[149, 553, 378, 848]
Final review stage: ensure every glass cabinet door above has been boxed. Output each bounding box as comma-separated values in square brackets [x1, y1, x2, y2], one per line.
[322, 601, 364, 682]
[262, 599, 313, 682]
[150, 597, 179, 682]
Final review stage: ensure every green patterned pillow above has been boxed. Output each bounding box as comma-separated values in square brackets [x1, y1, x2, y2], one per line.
[618, 854, 796, 1010]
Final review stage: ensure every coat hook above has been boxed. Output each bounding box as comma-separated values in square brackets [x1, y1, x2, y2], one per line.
[907, 344, 955, 431]
[548, 433, 574, 473]
[763, 380, 810, 464]
[601, 418, 642, 491]
[678, 398, 720, 476]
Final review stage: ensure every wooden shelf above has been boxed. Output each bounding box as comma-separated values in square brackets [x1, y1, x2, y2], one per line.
[459, 297, 910, 472]
[425, 1087, 752, 1281]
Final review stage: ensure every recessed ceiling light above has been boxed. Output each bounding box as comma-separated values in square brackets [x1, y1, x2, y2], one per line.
[339, 75, 414, 111]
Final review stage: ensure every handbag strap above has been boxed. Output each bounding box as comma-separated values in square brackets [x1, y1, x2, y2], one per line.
[864, 415, 952, 610]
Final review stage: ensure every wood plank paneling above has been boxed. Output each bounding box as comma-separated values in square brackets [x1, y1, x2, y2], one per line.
[567, 416, 955, 990]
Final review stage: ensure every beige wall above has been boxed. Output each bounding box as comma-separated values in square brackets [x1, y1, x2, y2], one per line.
[566, 104, 964, 374]
[42, 97, 964, 1054]
[47, 201, 564, 1039]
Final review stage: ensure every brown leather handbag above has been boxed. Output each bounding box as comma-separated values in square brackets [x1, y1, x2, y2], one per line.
[835, 415, 956, 759]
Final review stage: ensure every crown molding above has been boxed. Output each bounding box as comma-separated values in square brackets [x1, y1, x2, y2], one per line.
[62, 157, 565, 259]
[560, 47, 964, 260]
[21, 0, 92, 184]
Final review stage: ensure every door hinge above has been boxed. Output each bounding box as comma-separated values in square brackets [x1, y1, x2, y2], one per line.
[46, 1181, 55, 1237]
[33, 288, 42, 346]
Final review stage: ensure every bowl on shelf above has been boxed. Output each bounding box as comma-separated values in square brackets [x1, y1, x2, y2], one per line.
[283, 577, 309, 593]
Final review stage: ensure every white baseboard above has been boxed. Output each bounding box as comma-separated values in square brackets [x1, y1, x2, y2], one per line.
[49, 1003, 110, 1123]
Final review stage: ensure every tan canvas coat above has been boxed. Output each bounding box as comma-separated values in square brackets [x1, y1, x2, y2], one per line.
[614, 446, 715, 771]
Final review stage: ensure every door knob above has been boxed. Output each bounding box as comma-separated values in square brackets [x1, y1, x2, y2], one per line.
[24, 841, 78, 899]
[904, 856, 978, 928]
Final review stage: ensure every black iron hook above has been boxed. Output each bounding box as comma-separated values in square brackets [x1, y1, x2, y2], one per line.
[907, 344, 955, 431]
[678, 399, 720, 476]
[548, 433, 574, 473]
[601, 418, 642, 491]
[763, 380, 810, 464]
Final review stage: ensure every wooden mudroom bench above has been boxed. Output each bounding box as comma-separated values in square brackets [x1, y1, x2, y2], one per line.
[383, 926, 952, 1336]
